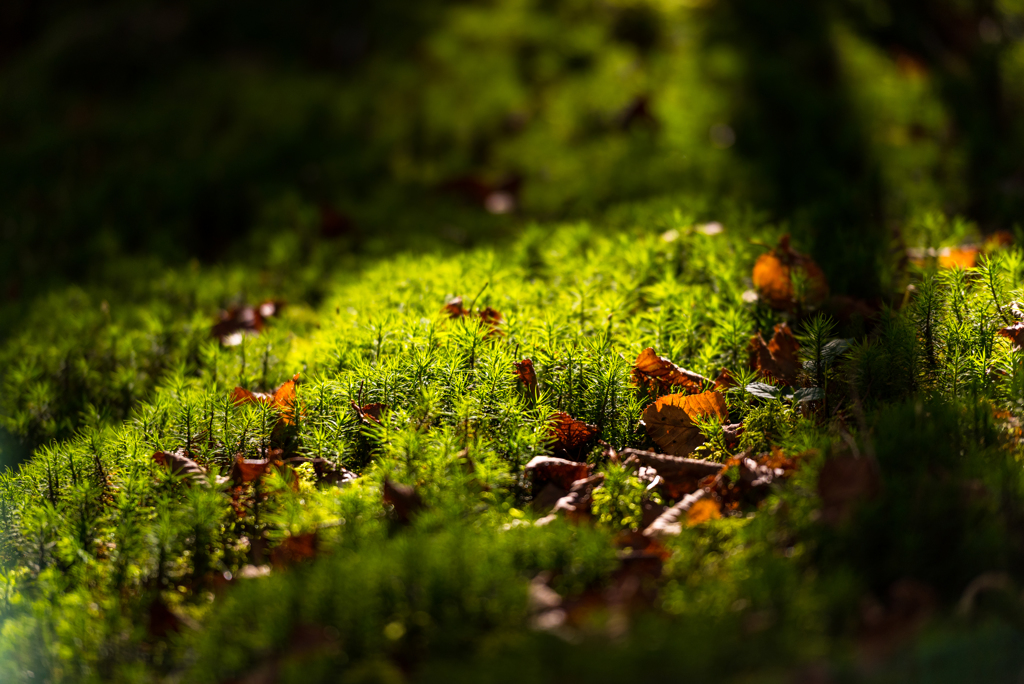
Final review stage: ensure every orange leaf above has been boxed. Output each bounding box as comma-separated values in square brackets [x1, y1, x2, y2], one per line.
[231, 455, 272, 485]
[752, 235, 829, 310]
[938, 246, 978, 269]
[641, 391, 728, 457]
[632, 348, 707, 395]
[548, 412, 599, 461]
[685, 498, 722, 526]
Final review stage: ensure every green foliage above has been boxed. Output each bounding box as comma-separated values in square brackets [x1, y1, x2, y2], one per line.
[5, 195, 1024, 680]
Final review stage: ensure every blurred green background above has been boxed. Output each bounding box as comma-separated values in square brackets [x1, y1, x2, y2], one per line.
[3, 0, 1024, 317]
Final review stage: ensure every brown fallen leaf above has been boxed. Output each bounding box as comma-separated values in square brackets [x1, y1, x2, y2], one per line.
[749, 323, 801, 386]
[713, 368, 738, 391]
[230, 454, 278, 486]
[383, 479, 425, 524]
[640, 391, 728, 457]
[444, 296, 469, 318]
[619, 447, 724, 499]
[524, 456, 592, 493]
[443, 297, 504, 337]
[551, 473, 605, 521]
[152, 450, 207, 483]
[514, 358, 538, 394]
[997, 322, 1024, 351]
[643, 489, 711, 537]
[212, 300, 282, 346]
[752, 234, 829, 310]
[632, 348, 707, 395]
[479, 307, 505, 338]
[817, 454, 881, 525]
[549, 411, 599, 461]
[351, 401, 387, 425]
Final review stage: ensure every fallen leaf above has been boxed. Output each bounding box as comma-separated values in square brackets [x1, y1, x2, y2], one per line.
[551, 473, 605, 521]
[444, 296, 470, 319]
[997, 322, 1024, 351]
[212, 300, 282, 346]
[352, 401, 387, 425]
[479, 307, 505, 338]
[685, 497, 722, 526]
[549, 412, 599, 461]
[619, 447, 724, 498]
[152, 450, 206, 483]
[939, 246, 978, 269]
[632, 348, 707, 395]
[640, 391, 728, 457]
[524, 456, 591, 493]
[643, 489, 710, 537]
[749, 323, 801, 386]
[383, 479, 424, 524]
[713, 369, 738, 391]
[752, 235, 829, 310]
[230, 454, 276, 486]
[231, 374, 301, 424]
[514, 358, 538, 393]
[443, 297, 504, 337]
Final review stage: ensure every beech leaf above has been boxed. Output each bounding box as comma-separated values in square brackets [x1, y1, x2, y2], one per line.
[632, 347, 707, 395]
[640, 390, 728, 457]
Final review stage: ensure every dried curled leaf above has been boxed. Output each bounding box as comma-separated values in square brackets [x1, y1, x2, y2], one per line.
[640, 391, 728, 457]
[443, 297, 504, 337]
[151, 450, 206, 483]
[752, 235, 828, 310]
[548, 411, 599, 461]
[212, 300, 282, 346]
[632, 348, 707, 395]
[643, 489, 709, 538]
[997, 322, 1024, 351]
[525, 456, 592, 493]
[619, 447, 724, 499]
[231, 374, 300, 424]
[749, 323, 801, 386]
[514, 358, 538, 393]
[230, 454, 275, 485]
[351, 401, 387, 425]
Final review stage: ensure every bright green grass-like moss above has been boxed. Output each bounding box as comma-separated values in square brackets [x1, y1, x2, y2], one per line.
[3, 200, 1024, 682]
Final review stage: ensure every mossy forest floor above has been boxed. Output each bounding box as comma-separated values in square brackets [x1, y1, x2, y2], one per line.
[4, 198, 1024, 683]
